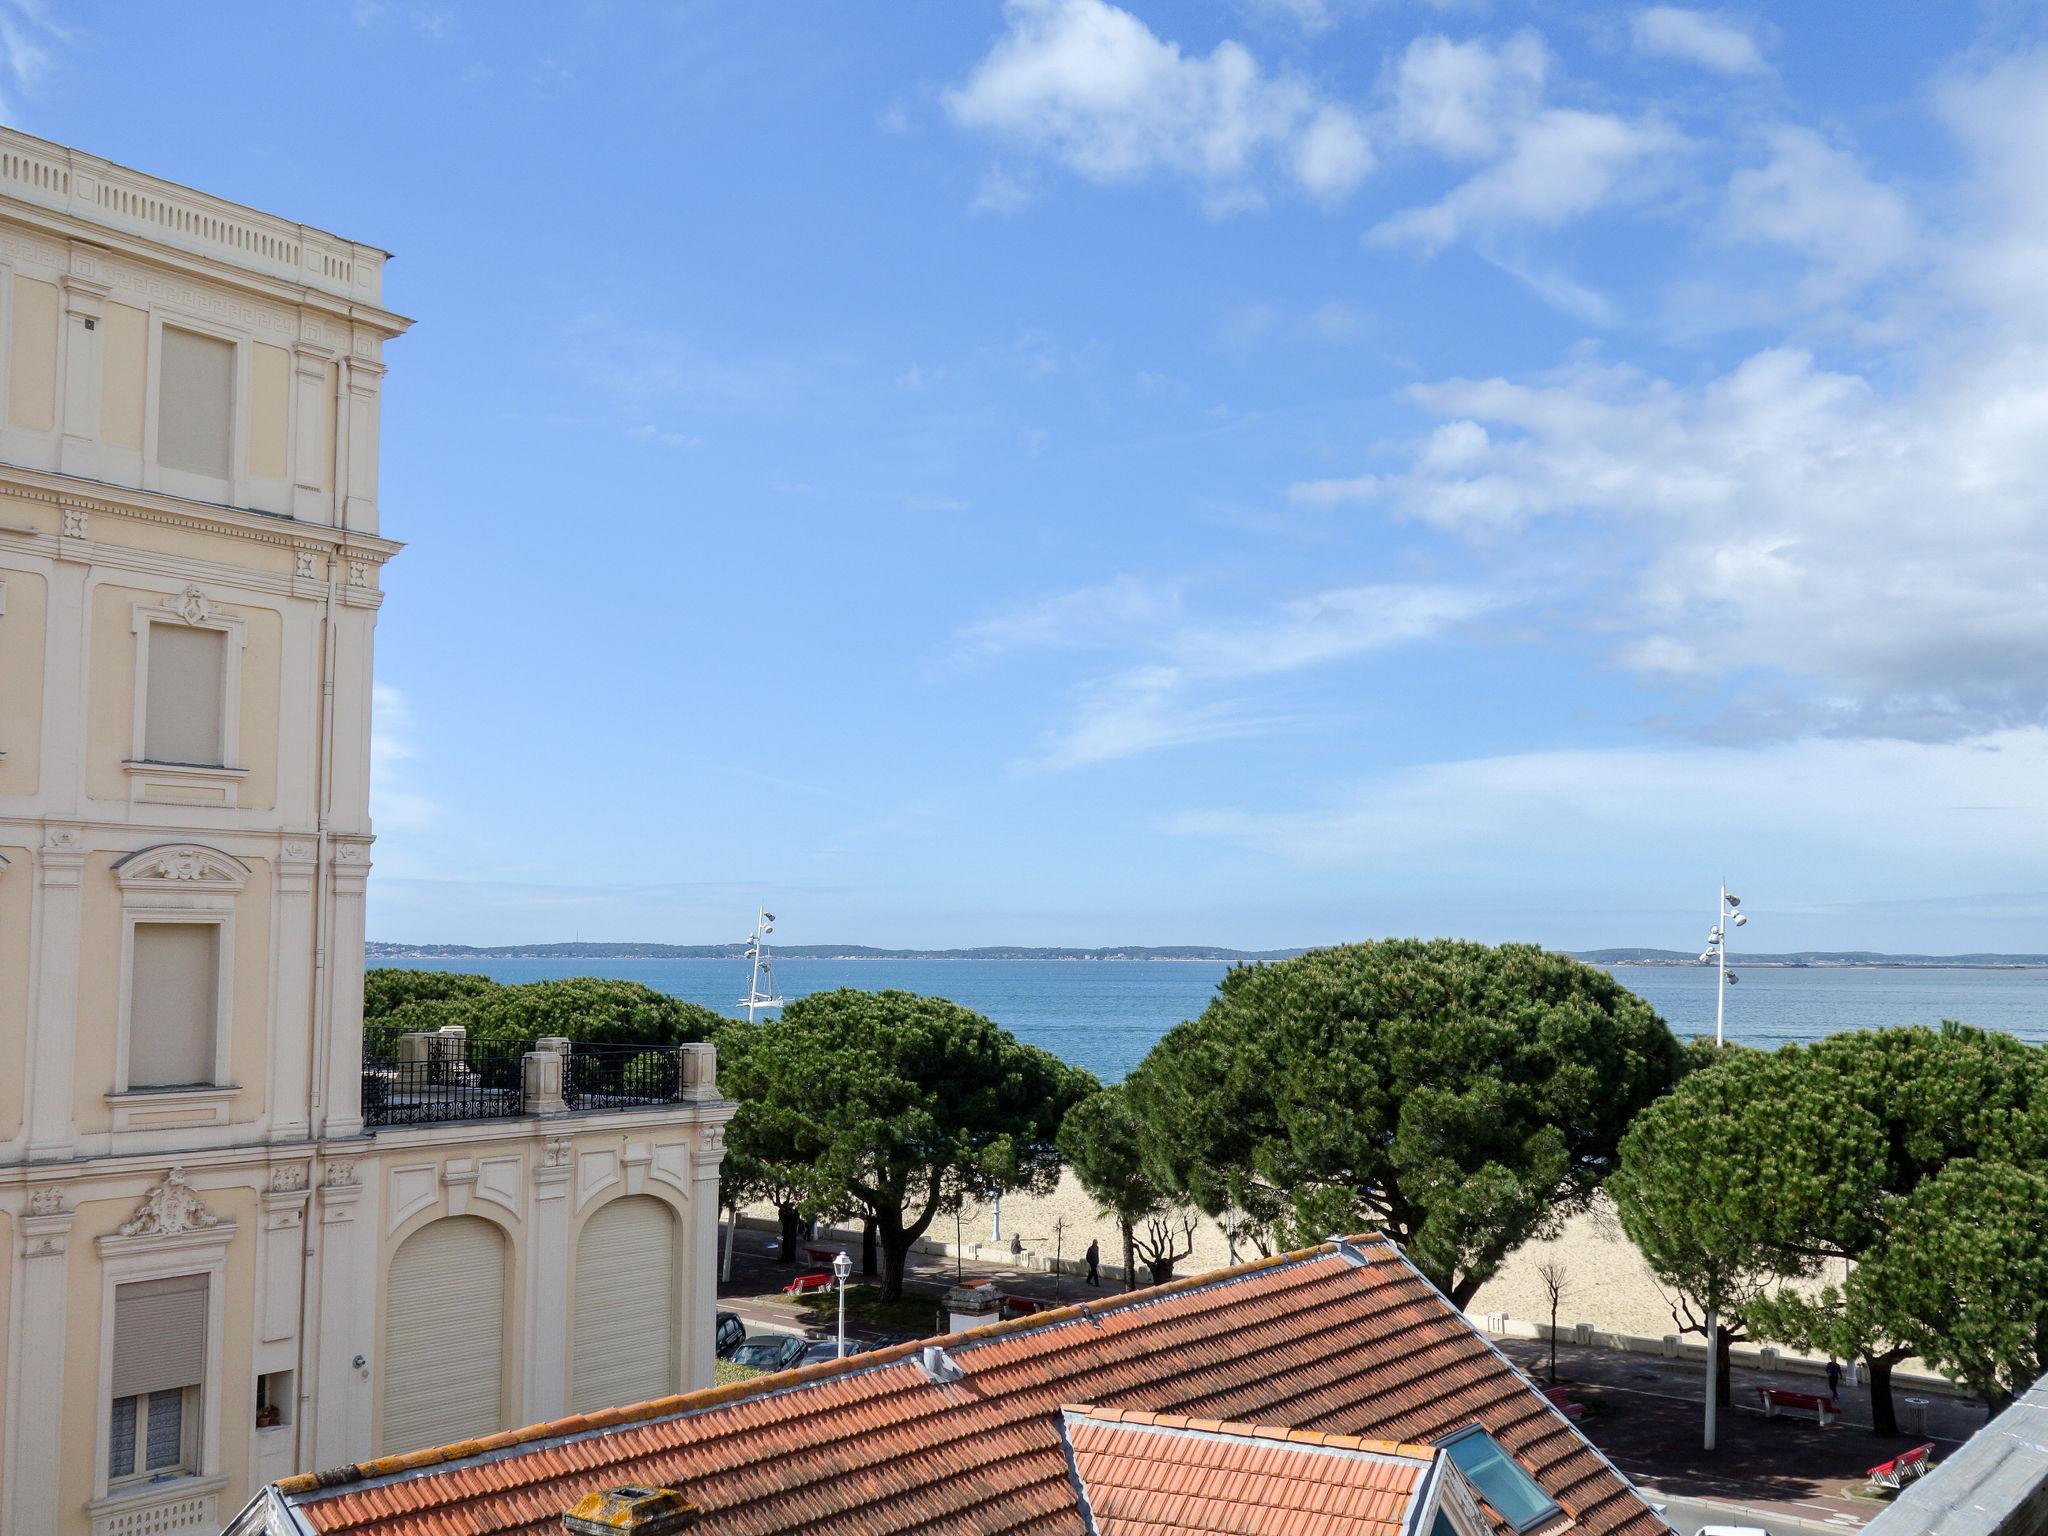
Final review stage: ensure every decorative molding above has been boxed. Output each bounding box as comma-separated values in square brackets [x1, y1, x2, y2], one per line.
[41, 824, 83, 854]
[294, 550, 319, 579]
[542, 1135, 572, 1167]
[114, 842, 250, 891]
[347, 559, 369, 588]
[27, 1186, 66, 1216]
[281, 838, 314, 862]
[115, 1166, 222, 1238]
[321, 1158, 358, 1188]
[161, 582, 216, 625]
[269, 1164, 309, 1193]
[61, 506, 87, 538]
[331, 839, 370, 865]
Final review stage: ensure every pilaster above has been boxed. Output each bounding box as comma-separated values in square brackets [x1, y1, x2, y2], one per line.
[685, 1121, 728, 1390]
[316, 840, 371, 1140]
[4, 1190, 77, 1536]
[306, 1159, 370, 1471]
[341, 357, 383, 533]
[26, 826, 85, 1160]
[289, 340, 334, 523]
[266, 841, 319, 1142]
[525, 1137, 573, 1422]
[58, 269, 108, 477]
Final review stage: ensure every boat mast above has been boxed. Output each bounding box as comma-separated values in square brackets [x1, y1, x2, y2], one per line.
[737, 906, 786, 1023]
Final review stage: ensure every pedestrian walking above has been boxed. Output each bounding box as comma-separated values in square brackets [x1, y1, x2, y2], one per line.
[1826, 1358, 1843, 1398]
[1084, 1239, 1101, 1287]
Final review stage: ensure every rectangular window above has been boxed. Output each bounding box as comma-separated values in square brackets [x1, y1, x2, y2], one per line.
[143, 623, 227, 766]
[1439, 1427, 1559, 1532]
[108, 1275, 206, 1485]
[157, 326, 233, 479]
[127, 923, 219, 1088]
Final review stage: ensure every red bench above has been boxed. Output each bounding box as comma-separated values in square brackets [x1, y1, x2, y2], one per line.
[1758, 1386, 1839, 1426]
[1867, 1443, 1935, 1492]
[1541, 1385, 1586, 1421]
[802, 1246, 845, 1267]
[999, 1296, 1055, 1321]
[781, 1270, 833, 1295]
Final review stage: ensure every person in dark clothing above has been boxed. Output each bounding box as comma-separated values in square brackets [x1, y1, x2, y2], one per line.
[1084, 1239, 1101, 1287]
[1826, 1359, 1844, 1398]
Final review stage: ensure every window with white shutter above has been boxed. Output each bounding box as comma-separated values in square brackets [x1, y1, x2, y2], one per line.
[157, 327, 233, 479]
[128, 922, 220, 1088]
[107, 1275, 207, 1486]
[143, 622, 228, 766]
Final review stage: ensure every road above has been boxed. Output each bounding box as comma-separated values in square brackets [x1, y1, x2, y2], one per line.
[1646, 1490, 1870, 1536]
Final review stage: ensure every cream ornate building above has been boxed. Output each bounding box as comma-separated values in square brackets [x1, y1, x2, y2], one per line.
[0, 130, 734, 1536]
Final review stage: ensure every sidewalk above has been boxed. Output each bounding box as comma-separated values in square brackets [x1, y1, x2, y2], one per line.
[1494, 1335, 1985, 1529]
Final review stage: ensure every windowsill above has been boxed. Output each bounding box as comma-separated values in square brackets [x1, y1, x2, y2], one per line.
[87, 1471, 227, 1520]
[122, 760, 249, 808]
[106, 1084, 239, 1133]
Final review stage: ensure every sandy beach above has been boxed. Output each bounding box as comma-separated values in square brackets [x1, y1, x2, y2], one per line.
[766, 1170, 1713, 1339]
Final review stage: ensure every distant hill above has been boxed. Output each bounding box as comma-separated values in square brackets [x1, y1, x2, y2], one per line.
[364, 940, 1306, 962]
[367, 940, 2048, 967]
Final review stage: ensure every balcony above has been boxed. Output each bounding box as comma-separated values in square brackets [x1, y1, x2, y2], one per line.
[362, 1029, 711, 1128]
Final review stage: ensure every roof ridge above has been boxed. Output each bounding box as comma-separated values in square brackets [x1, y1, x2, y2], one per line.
[278, 1234, 1396, 1500]
[1060, 1402, 1438, 1461]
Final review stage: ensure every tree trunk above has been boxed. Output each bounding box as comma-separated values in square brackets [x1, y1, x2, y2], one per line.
[1867, 1352, 1902, 1436]
[1121, 1221, 1137, 1292]
[862, 1217, 878, 1277]
[1548, 1297, 1560, 1385]
[1146, 1253, 1176, 1285]
[776, 1203, 802, 1265]
[1448, 1272, 1483, 1310]
[879, 1219, 914, 1301]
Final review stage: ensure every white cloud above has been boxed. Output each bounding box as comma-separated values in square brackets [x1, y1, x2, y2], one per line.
[1631, 7, 1767, 76]
[946, 0, 1372, 210]
[370, 684, 439, 832]
[1375, 102, 1676, 252]
[1725, 126, 1916, 297]
[627, 423, 702, 449]
[1391, 31, 1548, 160]
[1348, 57, 2048, 742]
[970, 579, 1493, 767]
[1168, 729, 2048, 891]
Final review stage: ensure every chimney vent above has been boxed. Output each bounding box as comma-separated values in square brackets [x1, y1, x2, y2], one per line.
[563, 1485, 701, 1536]
[919, 1345, 963, 1384]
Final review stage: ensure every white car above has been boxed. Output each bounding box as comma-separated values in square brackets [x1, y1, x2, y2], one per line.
[1696, 1526, 1770, 1536]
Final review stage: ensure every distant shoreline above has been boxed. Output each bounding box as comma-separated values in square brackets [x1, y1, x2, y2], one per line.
[368, 941, 2048, 969]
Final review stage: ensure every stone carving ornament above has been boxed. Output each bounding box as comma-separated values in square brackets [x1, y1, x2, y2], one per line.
[164, 583, 213, 625]
[27, 1187, 65, 1216]
[117, 1167, 222, 1238]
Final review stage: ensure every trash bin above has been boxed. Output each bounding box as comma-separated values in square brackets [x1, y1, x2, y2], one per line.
[1901, 1397, 1930, 1435]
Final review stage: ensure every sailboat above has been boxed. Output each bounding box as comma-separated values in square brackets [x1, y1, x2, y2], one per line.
[736, 906, 786, 1022]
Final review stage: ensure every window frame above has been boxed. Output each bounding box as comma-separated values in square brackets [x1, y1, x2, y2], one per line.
[106, 1384, 199, 1488]
[1434, 1425, 1561, 1534]
[141, 307, 248, 504]
[91, 1215, 236, 1509]
[128, 601, 246, 775]
[110, 844, 247, 1102]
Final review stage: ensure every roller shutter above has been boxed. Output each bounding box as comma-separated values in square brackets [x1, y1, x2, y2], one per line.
[381, 1217, 505, 1455]
[572, 1197, 676, 1412]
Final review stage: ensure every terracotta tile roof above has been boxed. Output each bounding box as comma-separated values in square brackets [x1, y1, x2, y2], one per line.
[1060, 1404, 1436, 1536]
[268, 1236, 1665, 1536]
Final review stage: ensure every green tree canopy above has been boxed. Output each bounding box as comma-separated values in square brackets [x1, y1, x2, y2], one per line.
[723, 988, 1096, 1298]
[1125, 939, 1683, 1304]
[360, 969, 726, 1056]
[1731, 1024, 2048, 1422]
[1059, 1080, 1201, 1286]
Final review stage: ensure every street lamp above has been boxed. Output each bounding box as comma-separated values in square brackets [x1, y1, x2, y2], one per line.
[831, 1249, 853, 1360]
[1700, 882, 1749, 1050]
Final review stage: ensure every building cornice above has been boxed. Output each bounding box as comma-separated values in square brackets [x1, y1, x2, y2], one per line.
[0, 126, 400, 315]
[0, 463, 404, 589]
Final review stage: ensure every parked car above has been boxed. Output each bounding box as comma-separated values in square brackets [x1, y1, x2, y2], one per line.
[727, 1333, 809, 1373]
[1697, 1526, 1770, 1536]
[794, 1339, 864, 1368]
[715, 1312, 746, 1359]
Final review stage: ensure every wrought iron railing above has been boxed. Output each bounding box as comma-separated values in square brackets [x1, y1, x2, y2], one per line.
[361, 1039, 691, 1127]
[565, 1043, 683, 1111]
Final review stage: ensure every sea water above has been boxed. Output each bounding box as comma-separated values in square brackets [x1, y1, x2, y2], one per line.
[379, 955, 2048, 1083]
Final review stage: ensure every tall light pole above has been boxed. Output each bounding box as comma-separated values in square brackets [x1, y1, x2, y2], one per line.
[832, 1249, 853, 1360]
[1699, 882, 1748, 1049]
[1697, 881, 1748, 1452]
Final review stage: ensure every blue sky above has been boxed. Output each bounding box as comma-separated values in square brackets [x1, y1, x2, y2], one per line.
[14, 2, 2048, 951]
